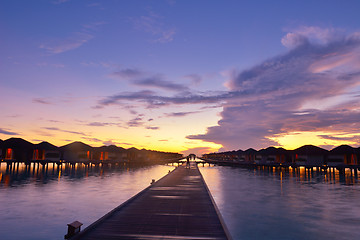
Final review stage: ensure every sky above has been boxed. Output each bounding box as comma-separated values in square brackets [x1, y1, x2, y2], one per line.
[1, 0, 360, 155]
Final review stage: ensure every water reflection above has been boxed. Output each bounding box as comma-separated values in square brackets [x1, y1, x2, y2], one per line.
[0, 162, 157, 187]
[199, 165, 360, 240]
[0, 162, 174, 240]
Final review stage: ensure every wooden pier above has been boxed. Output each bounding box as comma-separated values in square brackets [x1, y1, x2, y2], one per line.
[70, 162, 231, 240]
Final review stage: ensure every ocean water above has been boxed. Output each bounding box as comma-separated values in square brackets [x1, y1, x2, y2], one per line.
[199, 165, 360, 240]
[1, 162, 360, 240]
[0, 162, 175, 240]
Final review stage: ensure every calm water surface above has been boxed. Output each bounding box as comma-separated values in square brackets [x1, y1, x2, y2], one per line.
[199, 165, 360, 240]
[1, 162, 360, 240]
[0, 162, 175, 240]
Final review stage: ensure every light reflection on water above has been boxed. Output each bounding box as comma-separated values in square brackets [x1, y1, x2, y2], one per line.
[199, 165, 360, 240]
[0, 162, 175, 240]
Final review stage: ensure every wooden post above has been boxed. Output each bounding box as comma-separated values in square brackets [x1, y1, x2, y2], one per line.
[64, 221, 83, 239]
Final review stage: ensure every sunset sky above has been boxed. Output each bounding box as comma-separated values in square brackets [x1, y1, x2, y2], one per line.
[1, 0, 360, 155]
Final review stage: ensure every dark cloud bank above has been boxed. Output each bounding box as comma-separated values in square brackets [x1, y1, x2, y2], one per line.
[99, 30, 360, 150]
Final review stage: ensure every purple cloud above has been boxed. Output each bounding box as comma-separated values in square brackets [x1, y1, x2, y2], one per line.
[185, 74, 202, 85]
[0, 128, 18, 135]
[111, 68, 144, 80]
[98, 90, 231, 108]
[87, 122, 110, 127]
[146, 126, 159, 130]
[33, 98, 52, 105]
[189, 29, 360, 150]
[134, 76, 189, 92]
[98, 27, 360, 150]
[81, 137, 103, 142]
[111, 69, 189, 92]
[164, 111, 200, 117]
[319, 134, 360, 142]
[43, 127, 86, 136]
[127, 116, 144, 127]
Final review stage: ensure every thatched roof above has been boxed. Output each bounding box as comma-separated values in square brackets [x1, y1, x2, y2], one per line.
[294, 145, 328, 155]
[60, 141, 93, 151]
[2, 138, 33, 149]
[34, 141, 58, 150]
[330, 145, 357, 154]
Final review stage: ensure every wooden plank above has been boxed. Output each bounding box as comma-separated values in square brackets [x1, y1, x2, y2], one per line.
[71, 162, 231, 240]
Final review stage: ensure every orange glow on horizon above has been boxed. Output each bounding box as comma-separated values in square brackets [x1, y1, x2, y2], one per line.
[268, 131, 360, 150]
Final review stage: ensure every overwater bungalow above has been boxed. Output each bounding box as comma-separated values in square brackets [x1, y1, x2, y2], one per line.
[94, 145, 127, 162]
[202, 149, 245, 162]
[94, 146, 110, 161]
[60, 142, 94, 163]
[127, 147, 145, 162]
[293, 145, 328, 166]
[33, 141, 61, 162]
[244, 148, 257, 163]
[256, 147, 289, 164]
[232, 150, 245, 162]
[328, 145, 358, 166]
[2, 138, 33, 162]
[0, 139, 3, 159]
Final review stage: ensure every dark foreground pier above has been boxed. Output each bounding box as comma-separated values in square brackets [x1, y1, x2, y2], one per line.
[70, 162, 231, 240]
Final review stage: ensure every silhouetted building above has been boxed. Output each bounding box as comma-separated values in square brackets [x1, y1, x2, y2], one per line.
[0, 139, 3, 159]
[33, 141, 61, 161]
[127, 147, 146, 162]
[60, 142, 94, 163]
[257, 147, 289, 164]
[2, 138, 33, 162]
[293, 145, 328, 166]
[244, 148, 257, 163]
[94, 145, 127, 162]
[328, 145, 358, 166]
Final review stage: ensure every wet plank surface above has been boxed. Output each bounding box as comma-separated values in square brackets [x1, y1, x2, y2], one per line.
[72, 162, 231, 240]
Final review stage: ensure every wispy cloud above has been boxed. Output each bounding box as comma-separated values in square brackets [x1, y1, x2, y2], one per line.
[131, 10, 176, 43]
[81, 137, 103, 142]
[53, 0, 70, 4]
[164, 111, 200, 117]
[98, 90, 230, 108]
[281, 26, 342, 48]
[319, 134, 360, 142]
[87, 122, 111, 127]
[0, 128, 18, 136]
[111, 68, 189, 92]
[40, 32, 93, 54]
[98, 27, 360, 150]
[134, 76, 189, 91]
[146, 126, 159, 130]
[33, 98, 52, 105]
[81, 61, 120, 69]
[43, 127, 86, 136]
[37, 62, 65, 68]
[39, 22, 105, 54]
[127, 116, 144, 127]
[188, 27, 360, 150]
[184, 74, 202, 85]
[111, 68, 144, 80]
[47, 119, 63, 123]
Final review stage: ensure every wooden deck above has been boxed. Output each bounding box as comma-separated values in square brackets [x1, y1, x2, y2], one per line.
[71, 162, 231, 240]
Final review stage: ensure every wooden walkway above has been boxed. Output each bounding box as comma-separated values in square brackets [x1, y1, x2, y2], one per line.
[71, 162, 231, 240]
